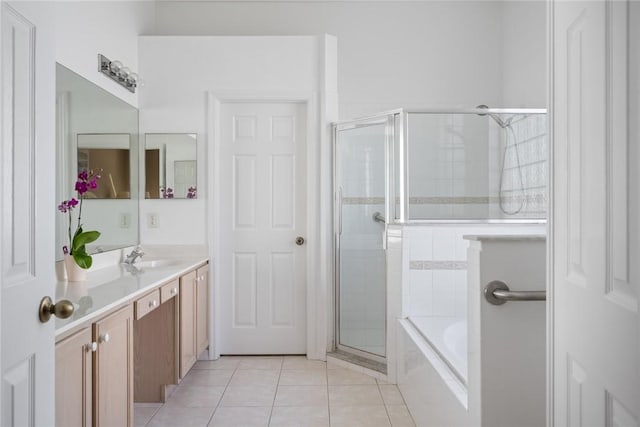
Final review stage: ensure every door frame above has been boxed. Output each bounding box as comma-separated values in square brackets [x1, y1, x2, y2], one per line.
[546, 2, 556, 425]
[206, 91, 327, 360]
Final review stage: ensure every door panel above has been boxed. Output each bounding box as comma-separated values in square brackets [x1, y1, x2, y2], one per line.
[93, 305, 133, 427]
[335, 122, 388, 358]
[219, 102, 307, 354]
[552, 1, 639, 424]
[55, 328, 92, 427]
[180, 270, 197, 376]
[1, 4, 56, 426]
[173, 160, 196, 198]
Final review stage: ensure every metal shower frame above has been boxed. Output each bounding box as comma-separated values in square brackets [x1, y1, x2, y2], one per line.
[331, 107, 547, 362]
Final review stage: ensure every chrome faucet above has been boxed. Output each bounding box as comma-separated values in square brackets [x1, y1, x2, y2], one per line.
[123, 246, 144, 265]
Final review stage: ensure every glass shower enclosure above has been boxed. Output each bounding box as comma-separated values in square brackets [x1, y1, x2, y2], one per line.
[333, 108, 547, 365]
[334, 114, 395, 361]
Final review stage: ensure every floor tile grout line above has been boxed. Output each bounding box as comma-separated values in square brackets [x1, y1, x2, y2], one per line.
[326, 359, 331, 426]
[266, 358, 283, 426]
[377, 381, 394, 426]
[140, 403, 162, 427]
[205, 359, 239, 426]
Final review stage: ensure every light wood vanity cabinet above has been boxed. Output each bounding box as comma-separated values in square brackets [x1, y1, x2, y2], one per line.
[196, 264, 209, 356]
[55, 261, 209, 425]
[55, 328, 93, 427]
[179, 269, 198, 378]
[134, 289, 160, 320]
[55, 305, 133, 427]
[134, 280, 179, 403]
[93, 305, 134, 427]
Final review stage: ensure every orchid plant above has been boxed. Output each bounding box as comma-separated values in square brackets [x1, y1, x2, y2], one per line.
[161, 187, 174, 199]
[58, 170, 102, 269]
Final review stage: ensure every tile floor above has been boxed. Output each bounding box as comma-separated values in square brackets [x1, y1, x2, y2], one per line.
[135, 356, 416, 427]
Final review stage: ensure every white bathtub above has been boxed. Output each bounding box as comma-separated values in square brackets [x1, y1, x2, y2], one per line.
[397, 319, 470, 427]
[408, 316, 467, 383]
[396, 235, 546, 427]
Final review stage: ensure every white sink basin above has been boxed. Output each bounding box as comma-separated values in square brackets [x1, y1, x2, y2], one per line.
[135, 259, 181, 268]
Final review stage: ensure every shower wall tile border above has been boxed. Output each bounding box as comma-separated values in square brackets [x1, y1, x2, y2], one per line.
[341, 194, 547, 205]
[342, 197, 385, 205]
[407, 194, 547, 205]
[409, 260, 468, 270]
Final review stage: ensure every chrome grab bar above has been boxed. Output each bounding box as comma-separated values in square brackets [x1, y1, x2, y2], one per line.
[484, 280, 546, 305]
[373, 212, 385, 224]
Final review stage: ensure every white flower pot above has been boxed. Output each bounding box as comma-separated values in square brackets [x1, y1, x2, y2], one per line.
[64, 255, 87, 282]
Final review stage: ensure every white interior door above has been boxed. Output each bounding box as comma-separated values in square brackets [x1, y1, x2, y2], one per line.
[1, 4, 56, 426]
[219, 102, 307, 354]
[174, 160, 196, 198]
[551, 1, 639, 425]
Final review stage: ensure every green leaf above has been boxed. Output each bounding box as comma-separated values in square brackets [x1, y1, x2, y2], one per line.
[72, 230, 100, 252]
[72, 251, 93, 269]
[70, 229, 99, 269]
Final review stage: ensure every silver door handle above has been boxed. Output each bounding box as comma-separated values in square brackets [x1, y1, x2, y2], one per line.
[484, 281, 546, 305]
[295, 236, 305, 246]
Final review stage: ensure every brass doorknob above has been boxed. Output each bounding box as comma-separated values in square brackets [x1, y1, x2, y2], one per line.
[295, 236, 305, 246]
[39, 296, 74, 323]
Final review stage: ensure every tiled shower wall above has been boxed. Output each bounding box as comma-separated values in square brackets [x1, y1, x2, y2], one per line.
[405, 113, 547, 221]
[490, 114, 548, 218]
[402, 224, 546, 319]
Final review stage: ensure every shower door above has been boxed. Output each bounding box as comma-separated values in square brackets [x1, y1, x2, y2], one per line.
[335, 117, 391, 360]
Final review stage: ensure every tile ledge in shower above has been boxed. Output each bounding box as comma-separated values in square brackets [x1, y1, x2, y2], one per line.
[463, 234, 546, 242]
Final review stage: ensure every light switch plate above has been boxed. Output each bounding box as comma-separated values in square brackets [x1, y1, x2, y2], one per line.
[119, 213, 130, 228]
[147, 213, 159, 228]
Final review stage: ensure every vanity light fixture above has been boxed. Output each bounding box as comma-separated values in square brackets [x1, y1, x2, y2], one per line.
[98, 54, 138, 93]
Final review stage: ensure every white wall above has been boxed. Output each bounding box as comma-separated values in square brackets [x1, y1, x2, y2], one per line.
[501, 1, 547, 107]
[152, 1, 546, 118]
[53, 1, 155, 107]
[14, 1, 156, 107]
[137, 35, 333, 244]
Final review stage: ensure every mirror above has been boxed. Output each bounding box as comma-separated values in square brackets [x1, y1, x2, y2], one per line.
[144, 134, 197, 199]
[56, 63, 139, 261]
[77, 134, 131, 199]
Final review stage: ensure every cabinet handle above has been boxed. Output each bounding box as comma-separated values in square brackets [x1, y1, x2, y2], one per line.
[149, 299, 158, 308]
[85, 342, 98, 352]
[171, 287, 177, 295]
[99, 333, 110, 344]
[200, 275, 205, 281]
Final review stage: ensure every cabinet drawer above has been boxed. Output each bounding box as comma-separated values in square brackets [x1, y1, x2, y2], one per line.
[160, 279, 179, 304]
[135, 289, 161, 320]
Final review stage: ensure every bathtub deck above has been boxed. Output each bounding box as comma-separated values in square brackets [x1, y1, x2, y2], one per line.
[407, 316, 467, 382]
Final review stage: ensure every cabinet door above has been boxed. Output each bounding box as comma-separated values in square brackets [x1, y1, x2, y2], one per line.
[179, 270, 197, 378]
[196, 264, 209, 356]
[55, 328, 93, 427]
[93, 305, 133, 427]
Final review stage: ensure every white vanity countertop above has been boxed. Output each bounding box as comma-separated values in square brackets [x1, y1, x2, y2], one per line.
[54, 256, 208, 338]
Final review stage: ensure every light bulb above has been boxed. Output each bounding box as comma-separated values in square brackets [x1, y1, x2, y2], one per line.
[119, 67, 130, 79]
[109, 60, 122, 74]
[126, 72, 138, 85]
